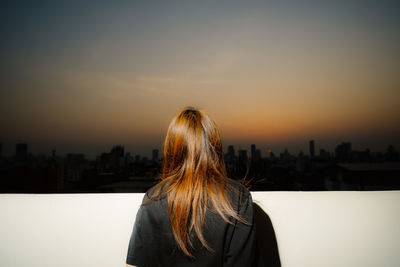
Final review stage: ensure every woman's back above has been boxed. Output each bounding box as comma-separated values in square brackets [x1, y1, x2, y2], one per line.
[126, 179, 256, 267]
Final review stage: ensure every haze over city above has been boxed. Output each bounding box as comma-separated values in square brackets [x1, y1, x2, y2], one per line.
[1, 1, 399, 159]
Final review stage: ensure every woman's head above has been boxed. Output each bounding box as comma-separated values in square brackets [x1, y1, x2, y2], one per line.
[163, 106, 226, 181]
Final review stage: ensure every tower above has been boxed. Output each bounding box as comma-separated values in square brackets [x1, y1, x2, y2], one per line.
[251, 144, 256, 160]
[309, 140, 315, 157]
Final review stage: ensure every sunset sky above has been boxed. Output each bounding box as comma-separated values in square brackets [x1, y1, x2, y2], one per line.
[1, 1, 399, 158]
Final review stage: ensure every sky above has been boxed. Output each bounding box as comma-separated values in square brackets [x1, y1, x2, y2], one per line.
[1, 0, 399, 159]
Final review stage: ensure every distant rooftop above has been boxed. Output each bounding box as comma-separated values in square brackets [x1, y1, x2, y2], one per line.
[337, 162, 400, 171]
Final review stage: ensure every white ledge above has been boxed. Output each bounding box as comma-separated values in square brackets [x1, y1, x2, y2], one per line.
[1, 191, 399, 267]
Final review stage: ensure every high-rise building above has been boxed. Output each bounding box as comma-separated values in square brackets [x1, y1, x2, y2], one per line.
[152, 149, 159, 162]
[309, 140, 315, 157]
[251, 144, 256, 159]
[255, 149, 261, 161]
[280, 148, 293, 162]
[238, 149, 248, 163]
[225, 145, 237, 176]
[124, 152, 134, 165]
[227, 145, 235, 158]
[111, 145, 124, 158]
[111, 145, 125, 167]
[335, 142, 352, 162]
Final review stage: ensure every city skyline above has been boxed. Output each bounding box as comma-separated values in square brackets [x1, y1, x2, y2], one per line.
[1, 139, 396, 160]
[1, 1, 399, 159]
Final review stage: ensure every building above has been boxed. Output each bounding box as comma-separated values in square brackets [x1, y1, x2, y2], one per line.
[335, 142, 352, 162]
[251, 144, 256, 160]
[322, 162, 400, 190]
[319, 149, 330, 160]
[227, 145, 235, 159]
[238, 149, 248, 163]
[255, 149, 261, 161]
[309, 140, 315, 157]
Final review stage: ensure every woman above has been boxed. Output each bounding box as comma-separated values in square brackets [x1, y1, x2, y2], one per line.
[126, 107, 256, 267]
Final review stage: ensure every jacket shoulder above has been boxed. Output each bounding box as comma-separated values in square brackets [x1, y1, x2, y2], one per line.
[226, 179, 252, 209]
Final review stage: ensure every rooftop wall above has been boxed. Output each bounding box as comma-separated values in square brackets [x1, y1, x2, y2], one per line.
[1, 191, 399, 267]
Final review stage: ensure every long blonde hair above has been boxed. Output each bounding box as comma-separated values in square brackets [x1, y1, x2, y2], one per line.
[149, 107, 245, 257]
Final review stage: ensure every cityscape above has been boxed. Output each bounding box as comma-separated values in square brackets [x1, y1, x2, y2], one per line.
[2, 2, 399, 195]
[1, 140, 399, 193]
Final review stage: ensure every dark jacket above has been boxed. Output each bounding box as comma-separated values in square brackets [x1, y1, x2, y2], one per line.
[126, 179, 256, 267]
